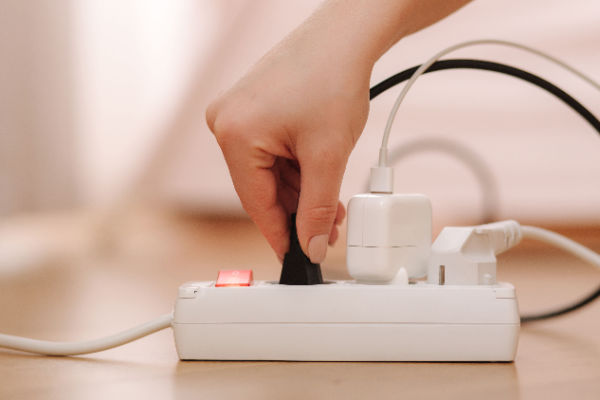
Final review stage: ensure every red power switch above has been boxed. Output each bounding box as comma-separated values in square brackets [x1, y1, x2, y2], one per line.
[215, 270, 253, 287]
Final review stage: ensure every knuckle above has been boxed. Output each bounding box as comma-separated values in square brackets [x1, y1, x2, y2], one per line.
[303, 204, 339, 226]
[210, 109, 253, 152]
[205, 101, 219, 133]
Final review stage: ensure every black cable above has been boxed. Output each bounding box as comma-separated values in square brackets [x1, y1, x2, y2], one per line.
[369, 58, 600, 323]
[520, 285, 600, 323]
[369, 58, 600, 134]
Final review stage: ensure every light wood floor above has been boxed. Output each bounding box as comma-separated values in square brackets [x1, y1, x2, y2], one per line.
[0, 210, 599, 399]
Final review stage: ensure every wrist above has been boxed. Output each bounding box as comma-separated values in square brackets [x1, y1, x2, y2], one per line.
[303, 0, 410, 67]
[299, 0, 472, 68]
[284, 1, 404, 78]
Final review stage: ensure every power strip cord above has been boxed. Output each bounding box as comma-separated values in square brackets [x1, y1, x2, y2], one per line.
[0, 313, 173, 356]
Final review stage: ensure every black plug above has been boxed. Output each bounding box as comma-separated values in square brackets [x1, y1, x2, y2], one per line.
[279, 214, 323, 285]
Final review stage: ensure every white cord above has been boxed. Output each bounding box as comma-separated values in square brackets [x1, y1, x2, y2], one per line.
[521, 226, 600, 269]
[379, 39, 600, 167]
[367, 136, 501, 221]
[0, 313, 173, 356]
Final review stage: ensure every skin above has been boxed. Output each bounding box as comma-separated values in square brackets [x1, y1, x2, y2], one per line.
[206, 0, 472, 263]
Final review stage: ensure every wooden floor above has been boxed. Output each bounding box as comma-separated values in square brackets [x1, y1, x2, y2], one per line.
[0, 210, 599, 399]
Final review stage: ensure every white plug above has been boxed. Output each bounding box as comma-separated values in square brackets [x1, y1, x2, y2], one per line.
[427, 220, 522, 285]
[369, 166, 394, 193]
[346, 193, 432, 283]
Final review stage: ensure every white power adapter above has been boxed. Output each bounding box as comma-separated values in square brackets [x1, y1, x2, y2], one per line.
[346, 193, 432, 282]
[346, 166, 432, 283]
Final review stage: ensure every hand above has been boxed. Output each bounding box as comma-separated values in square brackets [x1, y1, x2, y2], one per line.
[206, 0, 471, 262]
[206, 26, 371, 263]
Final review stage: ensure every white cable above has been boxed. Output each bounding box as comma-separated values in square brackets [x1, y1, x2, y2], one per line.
[367, 136, 501, 221]
[0, 313, 173, 356]
[521, 226, 600, 269]
[379, 39, 600, 167]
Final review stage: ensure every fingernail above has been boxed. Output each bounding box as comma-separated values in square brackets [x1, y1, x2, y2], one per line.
[308, 234, 329, 264]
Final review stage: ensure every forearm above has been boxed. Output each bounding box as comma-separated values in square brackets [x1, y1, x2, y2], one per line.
[287, 0, 472, 73]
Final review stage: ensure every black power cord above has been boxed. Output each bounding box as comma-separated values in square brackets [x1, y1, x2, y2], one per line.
[369, 58, 600, 323]
[370, 58, 600, 132]
[520, 285, 600, 323]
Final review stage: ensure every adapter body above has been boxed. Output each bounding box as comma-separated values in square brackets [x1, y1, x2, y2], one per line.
[347, 193, 432, 282]
[173, 280, 519, 361]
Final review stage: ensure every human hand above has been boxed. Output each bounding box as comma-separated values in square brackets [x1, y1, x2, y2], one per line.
[206, 25, 372, 263]
[206, 0, 471, 263]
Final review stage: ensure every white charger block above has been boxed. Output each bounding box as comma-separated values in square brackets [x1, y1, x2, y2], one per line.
[346, 193, 432, 282]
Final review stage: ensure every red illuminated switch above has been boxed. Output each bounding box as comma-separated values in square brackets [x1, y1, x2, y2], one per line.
[215, 270, 253, 287]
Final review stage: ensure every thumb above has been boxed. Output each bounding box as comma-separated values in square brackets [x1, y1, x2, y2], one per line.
[296, 147, 348, 264]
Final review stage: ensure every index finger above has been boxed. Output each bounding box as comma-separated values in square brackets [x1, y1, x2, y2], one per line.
[221, 145, 290, 260]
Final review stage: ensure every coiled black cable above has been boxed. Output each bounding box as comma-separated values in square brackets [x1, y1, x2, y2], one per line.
[369, 58, 600, 323]
[370, 58, 600, 133]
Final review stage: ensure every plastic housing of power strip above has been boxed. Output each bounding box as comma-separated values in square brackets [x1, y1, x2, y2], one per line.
[173, 280, 520, 361]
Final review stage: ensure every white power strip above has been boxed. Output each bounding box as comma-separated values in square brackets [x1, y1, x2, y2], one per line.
[173, 280, 520, 361]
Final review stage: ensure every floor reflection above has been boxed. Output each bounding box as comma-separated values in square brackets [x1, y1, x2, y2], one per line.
[172, 360, 518, 399]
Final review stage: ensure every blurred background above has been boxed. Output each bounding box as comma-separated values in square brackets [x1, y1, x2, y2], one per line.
[0, 0, 599, 274]
[1, 4, 599, 393]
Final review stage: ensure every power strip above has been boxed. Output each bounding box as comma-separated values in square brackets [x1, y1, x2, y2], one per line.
[173, 280, 520, 361]
[171, 217, 532, 361]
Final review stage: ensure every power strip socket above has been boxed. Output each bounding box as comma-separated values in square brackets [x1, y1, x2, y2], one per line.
[173, 280, 519, 361]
